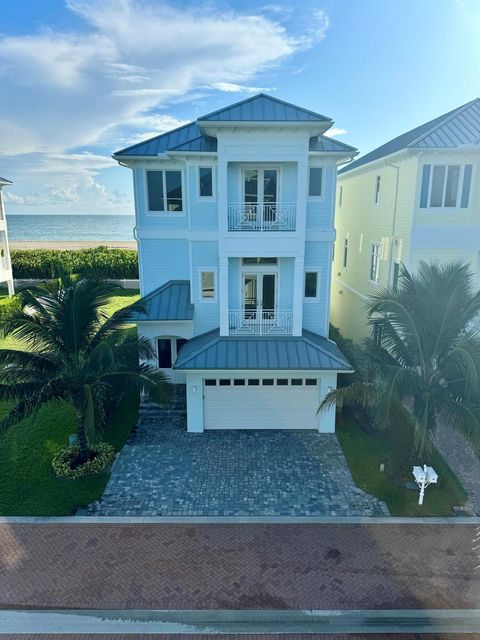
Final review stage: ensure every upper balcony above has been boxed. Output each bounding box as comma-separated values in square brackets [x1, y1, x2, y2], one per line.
[228, 202, 296, 232]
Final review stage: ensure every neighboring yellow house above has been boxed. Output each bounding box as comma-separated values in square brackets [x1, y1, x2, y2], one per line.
[331, 98, 480, 343]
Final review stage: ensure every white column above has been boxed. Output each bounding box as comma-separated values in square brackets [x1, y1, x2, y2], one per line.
[292, 256, 304, 335]
[186, 372, 204, 433]
[219, 257, 229, 335]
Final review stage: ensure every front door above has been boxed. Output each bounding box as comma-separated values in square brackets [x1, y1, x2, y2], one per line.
[243, 273, 276, 319]
[243, 169, 278, 226]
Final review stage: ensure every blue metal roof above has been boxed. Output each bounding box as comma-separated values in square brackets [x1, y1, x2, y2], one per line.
[131, 280, 193, 321]
[197, 93, 332, 123]
[309, 135, 357, 154]
[174, 328, 352, 371]
[114, 94, 336, 156]
[0, 176, 12, 185]
[339, 98, 480, 174]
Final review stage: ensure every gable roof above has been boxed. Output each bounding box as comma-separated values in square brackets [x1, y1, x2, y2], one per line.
[130, 280, 193, 321]
[339, 98, 480, 175]
[0, 176, 12, 185]
[197, 93, 332, 123]
[114, 94, 340, 157]
[174, 328, 352, 371]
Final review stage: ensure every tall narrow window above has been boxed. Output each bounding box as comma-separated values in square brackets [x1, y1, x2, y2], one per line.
[147, 170, 182, 212]
[370, 244, 380, 283]
[199, 167, 213, 197]
[201, 271, 215, 299]
[157, 339, 172, 368]
[343, 238, 349, 269]
[374, 175, 381, 204]
[339, 185, 343, 207]
[391, 261, 400, 291]
[308, 168, 323, 196]
[304, 272, 318, 298]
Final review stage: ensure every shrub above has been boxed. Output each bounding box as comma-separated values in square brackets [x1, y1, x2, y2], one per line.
[11, 247, 138, 280]
[0, 296, 20, 323]
[52, 442, 116, 479]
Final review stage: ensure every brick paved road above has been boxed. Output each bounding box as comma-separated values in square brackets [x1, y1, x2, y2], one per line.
[4, 636, 480, 640]
[0, 523, 478, 610]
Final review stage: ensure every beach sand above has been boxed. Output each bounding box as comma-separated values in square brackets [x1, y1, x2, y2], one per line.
[10, 240, 137, 250]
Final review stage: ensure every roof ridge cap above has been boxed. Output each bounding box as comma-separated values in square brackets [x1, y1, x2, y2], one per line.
[407, 99, 479, 148]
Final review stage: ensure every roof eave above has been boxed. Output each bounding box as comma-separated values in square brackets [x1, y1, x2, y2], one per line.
[166, 150, 218, 157]
[338, 148, 411, 177]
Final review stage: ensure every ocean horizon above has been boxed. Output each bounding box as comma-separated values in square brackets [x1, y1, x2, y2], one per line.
[6, 213, 136, 242]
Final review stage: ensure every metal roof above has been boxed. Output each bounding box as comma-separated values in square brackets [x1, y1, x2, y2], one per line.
[114, 94, 338, 157]
[339, 98, 480, 175]
[0, 176, 12, 185]
[197, 93, 332, 123]
[174, 328, 352, 371]
[131, 280, 193, 321]
[309, 136, 357, 154]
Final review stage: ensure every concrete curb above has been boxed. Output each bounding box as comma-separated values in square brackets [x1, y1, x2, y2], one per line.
[1, 608, 480, 634]
[0, 515, 479, 524]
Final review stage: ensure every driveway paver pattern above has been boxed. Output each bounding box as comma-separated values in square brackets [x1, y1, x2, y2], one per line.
[85, 405, 388, 517]
[0, 523, 477, 611]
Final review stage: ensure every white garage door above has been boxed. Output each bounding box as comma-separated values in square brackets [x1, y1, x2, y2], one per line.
[203, 377, 319, 429]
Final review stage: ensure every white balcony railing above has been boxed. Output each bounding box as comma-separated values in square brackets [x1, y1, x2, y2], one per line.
[229, 309, 293, 335]
[228, 202, 296, 231]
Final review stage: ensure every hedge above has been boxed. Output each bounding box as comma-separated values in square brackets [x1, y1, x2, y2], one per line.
[11, 247, 138, 280]
[52, 442, 116, 479]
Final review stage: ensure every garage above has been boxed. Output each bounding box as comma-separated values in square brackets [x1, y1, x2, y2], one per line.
[203, 377, 320, 429]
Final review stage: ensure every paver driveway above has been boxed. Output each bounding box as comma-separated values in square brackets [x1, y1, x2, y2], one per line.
[0, 523, 478, 610]
[85, 405, 388, 517]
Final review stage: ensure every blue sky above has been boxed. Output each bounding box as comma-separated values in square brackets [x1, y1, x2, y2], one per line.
[0, 0, 478, 214]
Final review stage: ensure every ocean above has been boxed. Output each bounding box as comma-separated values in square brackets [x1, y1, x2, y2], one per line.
[6, 214, 136, 242]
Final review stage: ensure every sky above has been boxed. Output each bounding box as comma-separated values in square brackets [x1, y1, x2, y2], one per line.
[0, 0, 479, 214]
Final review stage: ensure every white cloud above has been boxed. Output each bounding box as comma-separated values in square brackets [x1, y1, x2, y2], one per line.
[324, 127, 348, 137]
[0, 0, 330, 211]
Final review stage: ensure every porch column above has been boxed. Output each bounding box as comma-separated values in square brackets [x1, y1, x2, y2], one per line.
[219, 256, 229, 335]
[292, 256, 304, 335]
[186, 372, 204, 433]
[318, 372, 337, 433]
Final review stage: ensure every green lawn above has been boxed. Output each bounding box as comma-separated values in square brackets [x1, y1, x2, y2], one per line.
[0, 288, 141, 515]
[337, 415, 467, 516]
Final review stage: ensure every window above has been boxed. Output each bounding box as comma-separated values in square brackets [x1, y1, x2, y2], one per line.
[343, 238, 349, 269]
[276, 379, 288, 385]
[248, 379, 260, 385]
[374, 175, 381, 204]
[219, 379, 231, 386]
[147, 170, 183, 212]
[242, 257, 278, 265]
[291, 379, 303, 385]
[419, 164, 472, 209]
[200, 271, 215, 299]
[391, 261, 400, 292]
[205, 379, 216, 386]
[262, 379, 274, 385]
[308, 167, 323, 196]
[370, 244, 380, 283]
[305, 379, 318, 386]
[157, 339, 172, 368]
[234, 379, 245, 386]
[304, 272, 318, 298]
[339, 185, 343, 207]
[199, 167, 213, 197]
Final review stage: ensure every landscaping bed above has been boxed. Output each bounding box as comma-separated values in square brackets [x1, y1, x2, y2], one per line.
[337, 414, 467, 516]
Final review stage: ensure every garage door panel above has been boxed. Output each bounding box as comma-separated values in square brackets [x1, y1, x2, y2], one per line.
[203, 381, 319, 430]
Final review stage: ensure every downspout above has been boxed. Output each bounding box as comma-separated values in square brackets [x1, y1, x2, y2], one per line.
[385, 160, 400, 285]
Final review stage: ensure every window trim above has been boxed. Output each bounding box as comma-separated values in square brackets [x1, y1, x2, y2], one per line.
[304, 269, 320, 301]
[308, 166, 324, 199]
[197, 165, 216, 200]
[369, 243, 380, 284]
[198, 268, 217, 302]
[420, 163, 472, 210]
[145, 169, 185, 216]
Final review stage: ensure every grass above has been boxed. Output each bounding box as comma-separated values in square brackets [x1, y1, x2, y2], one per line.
[0, 287, 141, 515]
[337, 414, 467, 516]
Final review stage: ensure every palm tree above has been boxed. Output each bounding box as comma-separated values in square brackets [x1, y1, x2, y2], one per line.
[321, 262, 480, 459]
[0, 276, 171, 465]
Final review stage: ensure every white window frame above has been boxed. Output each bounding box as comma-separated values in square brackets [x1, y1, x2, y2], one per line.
[198, 269, 217, 302]
[145, 168, 185, 216]
[308, 166, 325, 200]
[374, 175, 381, 205]
[304, 269, 321, 302]
[424, 163, 467, 210]
[197, 165, 216, 200]
[240, 165, 282, 205]
[369, 243, 380, 284]
[156, 336, 188, 369]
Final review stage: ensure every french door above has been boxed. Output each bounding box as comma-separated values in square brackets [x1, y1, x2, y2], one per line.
[243, 273, 277, 318]
[243, 168, 278, 225]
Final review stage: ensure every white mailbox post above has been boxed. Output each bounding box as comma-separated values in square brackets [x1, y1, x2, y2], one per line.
[412, 465, 438, 505]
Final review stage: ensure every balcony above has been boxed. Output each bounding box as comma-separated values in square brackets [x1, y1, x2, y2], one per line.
[228, 203, 296, 232]
[229, 309, 293, 335]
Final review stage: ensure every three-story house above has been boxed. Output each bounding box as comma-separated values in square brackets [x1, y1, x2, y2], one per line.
[114, 94, 356, 432]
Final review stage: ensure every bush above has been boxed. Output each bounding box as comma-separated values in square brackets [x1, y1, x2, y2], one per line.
[52, 442, 116, 479]
[0, 296, 20, 323]
[11, 247, 138, 280]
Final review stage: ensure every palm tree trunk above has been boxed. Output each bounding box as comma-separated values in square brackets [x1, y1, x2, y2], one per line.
[76, 414, 90, 463]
